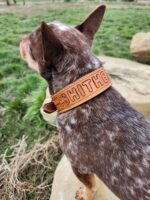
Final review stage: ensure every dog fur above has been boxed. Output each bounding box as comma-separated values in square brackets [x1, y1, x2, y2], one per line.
[20, 5, 150, 200]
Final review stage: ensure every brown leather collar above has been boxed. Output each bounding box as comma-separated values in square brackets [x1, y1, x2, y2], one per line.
[44, 67, 112, 113]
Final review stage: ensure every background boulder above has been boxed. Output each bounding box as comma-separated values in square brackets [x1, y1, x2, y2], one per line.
[130, 32, 150, 63]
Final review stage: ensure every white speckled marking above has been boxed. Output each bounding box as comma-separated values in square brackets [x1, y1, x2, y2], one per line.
[70, 118, 77, 125]
[65, 124, 72, 134]
[53, 22, 69, 31]
[126, 168, 132, 176]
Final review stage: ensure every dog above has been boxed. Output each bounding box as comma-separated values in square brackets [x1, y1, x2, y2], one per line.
[20, 5, 150, 200]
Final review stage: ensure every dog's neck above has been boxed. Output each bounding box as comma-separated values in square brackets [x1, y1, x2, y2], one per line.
[51, 54, 103, 94]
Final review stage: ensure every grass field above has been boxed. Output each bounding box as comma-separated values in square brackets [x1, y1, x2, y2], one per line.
[0, 3, 150, 153]
[0, 3, 150, 198]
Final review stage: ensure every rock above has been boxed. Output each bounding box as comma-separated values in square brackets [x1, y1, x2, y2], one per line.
[50, 156, 120, 200]
[130, 32, 150, 63]
[40, 87, 56, 127]
[99, 56, 150, 118]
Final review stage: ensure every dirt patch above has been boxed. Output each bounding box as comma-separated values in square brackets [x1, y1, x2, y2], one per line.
[0, 2, 149, 16]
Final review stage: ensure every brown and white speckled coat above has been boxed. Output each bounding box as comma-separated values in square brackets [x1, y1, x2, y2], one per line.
[20, 5, 150, 200]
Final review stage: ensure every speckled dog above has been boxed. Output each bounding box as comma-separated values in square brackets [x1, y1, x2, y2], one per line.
[20, 5, 150, 200]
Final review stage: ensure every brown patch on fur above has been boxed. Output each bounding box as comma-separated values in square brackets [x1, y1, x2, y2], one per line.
[20, 37, 39, 73]
[73, 169, 96, 200]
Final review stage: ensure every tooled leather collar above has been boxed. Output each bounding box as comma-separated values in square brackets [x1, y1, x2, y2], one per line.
[44, 67, 112, 113]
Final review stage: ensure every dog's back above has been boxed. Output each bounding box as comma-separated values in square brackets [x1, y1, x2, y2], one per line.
[57, 85, 150, 200]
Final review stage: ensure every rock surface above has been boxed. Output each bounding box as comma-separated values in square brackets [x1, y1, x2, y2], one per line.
[40, 87, 56, 127]
[100, 56, 150, 117]
[130, 32, 150, 63]
[50, 156, 120, 200]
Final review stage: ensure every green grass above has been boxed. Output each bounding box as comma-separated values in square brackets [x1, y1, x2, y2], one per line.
[0, 6, 150, 153]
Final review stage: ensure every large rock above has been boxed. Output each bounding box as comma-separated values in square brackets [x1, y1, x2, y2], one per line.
[100, 56, 150, 117]
[130, 32, 150, 63]
[40, 87, 56, 126]
[50, 156, 120, 200]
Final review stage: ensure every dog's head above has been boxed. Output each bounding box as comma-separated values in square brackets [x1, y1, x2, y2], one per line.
[20, 5, 105, 80]
[20, 5, 105, 113]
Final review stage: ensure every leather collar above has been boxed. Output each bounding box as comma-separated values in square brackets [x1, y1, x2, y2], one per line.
[44, 67, 112, 113]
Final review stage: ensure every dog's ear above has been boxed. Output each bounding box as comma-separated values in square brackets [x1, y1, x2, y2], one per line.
[40, 22, 64, 68]
[76, 5, 106, 46]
